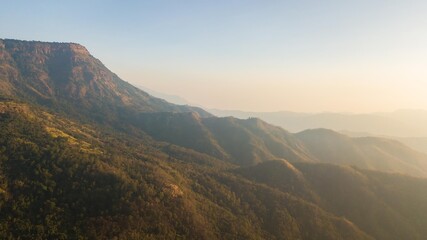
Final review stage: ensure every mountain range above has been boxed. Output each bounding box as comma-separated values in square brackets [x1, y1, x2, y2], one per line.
[209, 109, 427, 154]
[209, 109, 427, 138]
[1, 39, 427, 239]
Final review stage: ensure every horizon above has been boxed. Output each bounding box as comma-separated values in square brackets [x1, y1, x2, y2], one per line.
[1, 1, 426, 112]
[139, 85, 427, 114]
[2, 38, 427, 115]
[3, 3, 427, 238]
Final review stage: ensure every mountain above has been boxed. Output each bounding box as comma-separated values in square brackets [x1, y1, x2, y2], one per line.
[210, 109, 427, 138]
[236, 160, 427, 240]
[0, 101, 372, 239]
[0, 39, 211, 121]
[2, 39, 427, 239]
[1, 102, 426, 239]
[135, 113, 313, 165]
[342, 130, 427, 154]
[296, 129, 427, 177]
[395, 137, 427, 155]
[133, 112, 427, 176]
[3, 39, 426, 175]
[211, 108, 427, 154]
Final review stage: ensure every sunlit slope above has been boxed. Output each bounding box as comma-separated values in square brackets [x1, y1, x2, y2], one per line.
[0, 39, 210, 120]
[0, 101, 372, 239]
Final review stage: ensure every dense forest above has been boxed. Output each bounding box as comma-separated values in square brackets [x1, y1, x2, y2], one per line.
[1, 39, 427, 239]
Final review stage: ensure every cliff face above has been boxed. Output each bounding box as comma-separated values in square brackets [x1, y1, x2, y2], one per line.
[0, 39, 211, 116]
[0, 39, 132, 101]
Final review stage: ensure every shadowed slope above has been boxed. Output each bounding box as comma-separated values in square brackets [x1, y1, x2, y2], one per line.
[296, 129, 427, 177]
[237, 160, 427, 240]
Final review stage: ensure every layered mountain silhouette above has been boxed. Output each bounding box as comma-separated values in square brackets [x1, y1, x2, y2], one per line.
[296, 129, 427, 177]
[1, 39, 427, 239]
[210, 108, 427, 138]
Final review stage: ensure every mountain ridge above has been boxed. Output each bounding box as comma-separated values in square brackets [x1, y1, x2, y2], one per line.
[0, 38, 212, 119]
[210, 108, 427, 137]
[2, 39, 427, 176]
[2, 39, 427, 239]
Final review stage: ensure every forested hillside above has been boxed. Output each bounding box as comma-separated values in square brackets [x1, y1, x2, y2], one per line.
[1, 39, 427, 239]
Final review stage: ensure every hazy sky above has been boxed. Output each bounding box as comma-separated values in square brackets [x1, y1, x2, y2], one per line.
[1, 1, 427, 112]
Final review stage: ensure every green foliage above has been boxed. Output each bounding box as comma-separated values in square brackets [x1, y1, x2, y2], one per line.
[237, 161, 427, 240]
[2, 39, 427, 240]
[0, 103, 373, 239]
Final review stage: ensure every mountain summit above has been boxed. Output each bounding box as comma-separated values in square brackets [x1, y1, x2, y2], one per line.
[0, 39, 210, 118]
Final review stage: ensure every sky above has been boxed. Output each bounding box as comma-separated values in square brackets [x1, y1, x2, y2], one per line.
[1, 0, 427, 113]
